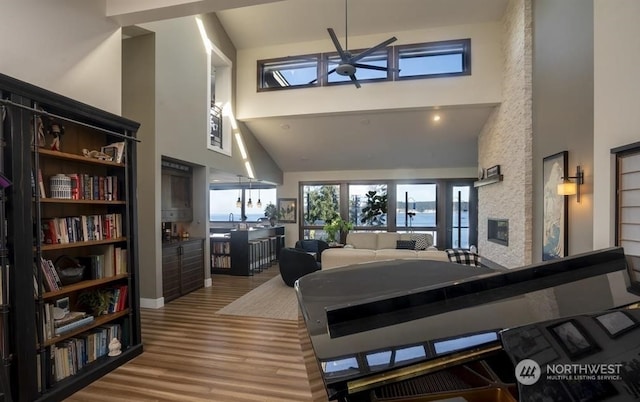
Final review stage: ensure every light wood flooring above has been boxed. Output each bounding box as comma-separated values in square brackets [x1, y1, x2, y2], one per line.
[66, 266, 322, 402]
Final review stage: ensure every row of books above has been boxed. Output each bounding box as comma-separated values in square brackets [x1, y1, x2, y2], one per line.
[211, 255, 231, 269]
[38, 246, 127, 293]
[48, 324, 121, 383]
[39, 257, 63, 292]
[41, 213, 123, 245]
[66, 173, 120, 201]
[42, 302, 93, 340]
[80, 245, 128, 279]
[104, 285, 128, 314]
[211, 241, 231, 254]
[37, 171, 121, 201]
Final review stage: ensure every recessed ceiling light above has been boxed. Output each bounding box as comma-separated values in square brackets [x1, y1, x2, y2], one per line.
[433, 115, 441, 122]
[280, 123, 290, 130]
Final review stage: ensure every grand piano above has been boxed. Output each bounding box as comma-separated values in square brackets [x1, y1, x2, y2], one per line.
[295, 247, 640, 401]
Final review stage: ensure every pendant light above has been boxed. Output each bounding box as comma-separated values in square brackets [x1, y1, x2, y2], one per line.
[235, 175, 242, 208]
[256, 181, 262, 208]
[247, 178, 253, 208]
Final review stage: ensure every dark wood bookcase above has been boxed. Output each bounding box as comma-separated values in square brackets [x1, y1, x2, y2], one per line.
[0, 73, 143, 401]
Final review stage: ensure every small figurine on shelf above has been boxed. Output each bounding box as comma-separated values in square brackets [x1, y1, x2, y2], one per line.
[30, 108, 47, 147]
[48, 121, 65, 151]
[108, 338, 122, 357]
[82, 148, 114, 161]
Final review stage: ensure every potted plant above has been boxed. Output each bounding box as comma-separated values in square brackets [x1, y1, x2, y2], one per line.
[323, 217, 353, 245]
[264, 202, 279, 226]
[78, 289, 114, 316]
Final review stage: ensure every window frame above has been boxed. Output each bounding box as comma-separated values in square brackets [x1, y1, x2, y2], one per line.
[256, 38, 471, 91]
[323, 47, 393, 87]
[298, 178, 477, 249]
[257, 53, 321, 92]
[394, 38, 471, 81]
[613, 141, 640, 295]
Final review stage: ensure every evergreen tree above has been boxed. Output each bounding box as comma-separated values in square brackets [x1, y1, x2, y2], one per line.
[304, 185, 339, 225]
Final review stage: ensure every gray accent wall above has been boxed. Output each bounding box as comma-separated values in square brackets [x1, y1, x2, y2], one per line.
[123, 33, 159, 300]
[123, 15, 282, 302]
[532, 0, 594, 261]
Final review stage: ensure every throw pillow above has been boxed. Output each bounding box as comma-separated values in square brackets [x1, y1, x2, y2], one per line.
[396, 240, 416, 250]
[410, 233, 429, 250]
[446, 249, 481, 267]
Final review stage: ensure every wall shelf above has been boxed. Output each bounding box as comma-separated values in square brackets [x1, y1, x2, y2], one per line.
[474, 175, 504, 188]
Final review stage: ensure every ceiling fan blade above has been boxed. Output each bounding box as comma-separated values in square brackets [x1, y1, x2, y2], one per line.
[327, 28, 349, 62]
[350, 36, 397, 63]
[352, 63, 396, 72]
[308, 68, 337, 84]
[349, 74, 361, 89]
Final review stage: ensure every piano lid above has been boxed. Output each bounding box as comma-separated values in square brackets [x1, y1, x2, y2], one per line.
[295, 247, 640, 400]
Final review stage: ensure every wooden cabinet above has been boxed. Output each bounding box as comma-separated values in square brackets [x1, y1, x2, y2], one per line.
[161, 160, 192, 222]
[0, 73, 142, 401]
[162, 239, 204, 303]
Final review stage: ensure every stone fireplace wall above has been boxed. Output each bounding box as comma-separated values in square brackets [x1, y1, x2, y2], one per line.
[477, 0, 533, 268]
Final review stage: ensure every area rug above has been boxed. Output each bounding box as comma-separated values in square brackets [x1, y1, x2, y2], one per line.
[216, 275, 299, 321]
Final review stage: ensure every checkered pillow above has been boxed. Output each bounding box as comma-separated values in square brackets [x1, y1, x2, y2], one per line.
[446, 249, 481, 267]
[410, 233, 432, 250]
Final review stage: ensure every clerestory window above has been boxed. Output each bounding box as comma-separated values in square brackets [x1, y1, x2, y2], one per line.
[395, 39, 471, 80]
[258, 54, 320, 91]
[257, 39, 471, 91]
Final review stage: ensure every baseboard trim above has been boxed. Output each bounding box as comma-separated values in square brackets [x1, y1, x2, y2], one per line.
[140, 297, 164, 309]
[204, 277, 212, 288]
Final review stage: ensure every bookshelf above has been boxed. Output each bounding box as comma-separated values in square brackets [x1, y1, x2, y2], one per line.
[210, 236, 232, 272]
[210, 227, 285, 276]
[1, 73, 142, 401]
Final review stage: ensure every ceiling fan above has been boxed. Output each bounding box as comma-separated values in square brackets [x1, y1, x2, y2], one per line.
[324, 0, 398, 88]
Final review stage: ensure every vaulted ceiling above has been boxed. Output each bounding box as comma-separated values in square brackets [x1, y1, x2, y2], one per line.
[111, 0, 508, 175]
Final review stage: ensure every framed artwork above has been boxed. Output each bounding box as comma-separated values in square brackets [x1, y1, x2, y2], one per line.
[562, 379, 618, 401]
[548, 320, 598, 360]
[542, 151, 568, 261]
[501, 327, 559, 365]
[278, 198, 297, 223]
[594, 310, 639, 339]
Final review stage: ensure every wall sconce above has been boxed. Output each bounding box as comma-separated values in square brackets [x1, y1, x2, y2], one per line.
[557, 165, 584, 202]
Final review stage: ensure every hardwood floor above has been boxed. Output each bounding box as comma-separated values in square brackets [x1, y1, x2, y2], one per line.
[66, 266, 321, 402]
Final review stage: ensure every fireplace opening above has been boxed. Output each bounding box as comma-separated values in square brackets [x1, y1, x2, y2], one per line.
[488, 219, 508, 246]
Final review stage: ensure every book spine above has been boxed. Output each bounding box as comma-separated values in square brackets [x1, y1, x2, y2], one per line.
[54, 316, 95, 336]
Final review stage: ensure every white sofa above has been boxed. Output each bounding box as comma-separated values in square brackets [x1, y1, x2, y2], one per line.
[322, 232, 450, 270]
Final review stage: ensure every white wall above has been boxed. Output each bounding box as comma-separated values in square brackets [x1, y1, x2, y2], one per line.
[477, 0, 532, 268]
[236, 22, 503, 120]
[280, 167, 476, 246]
[594, 0, 640, 305]
[0, 0, 122, 114]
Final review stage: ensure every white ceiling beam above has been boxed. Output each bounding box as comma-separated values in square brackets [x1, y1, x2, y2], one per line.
[106, 0, 285, 26]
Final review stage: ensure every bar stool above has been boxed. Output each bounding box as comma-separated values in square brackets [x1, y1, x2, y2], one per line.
[249, 240, 261, 274]
[258, 238, 269, 271]
[268, 236, 278, 266]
